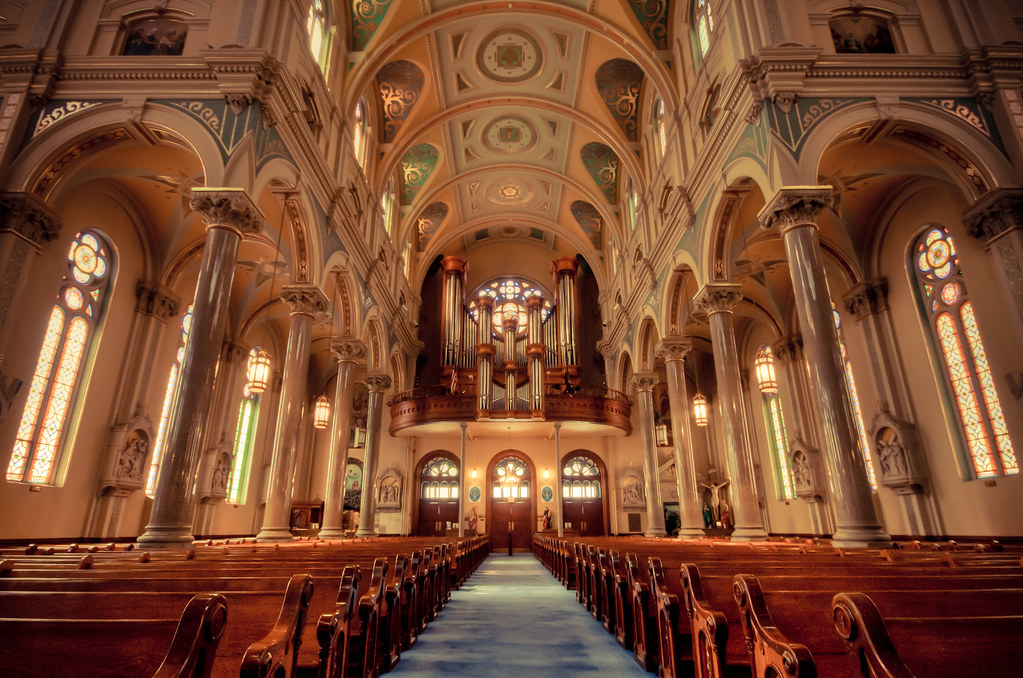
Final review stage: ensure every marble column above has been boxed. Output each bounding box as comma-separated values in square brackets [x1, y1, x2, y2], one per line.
[475, 295, 495, 414]
[632, 373, 667, 537]
[319, 339, 364, 538]
[0, 193, 60, 421]
[458, 422, 468, 538]
[553, 421, 565, 538]
[256, 284, 329, 542]
[759, 187, 889, 547]
[693, 284, 768, 540]
[357, 374, 391, 537]
[139, 189, 264, 547]
[656, 338, 704, 537]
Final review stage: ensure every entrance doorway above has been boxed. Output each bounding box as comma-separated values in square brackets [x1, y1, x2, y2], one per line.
[416, 453, 459, 536]
[561, 451, 606, 536]
[489, 453, 535, 550]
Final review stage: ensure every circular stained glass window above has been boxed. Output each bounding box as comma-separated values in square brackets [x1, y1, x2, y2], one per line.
[927, 240, 951, 269]
[73, 243, 97, 274]
[64, 287, 84, 310]
[940, 282, 960, 305]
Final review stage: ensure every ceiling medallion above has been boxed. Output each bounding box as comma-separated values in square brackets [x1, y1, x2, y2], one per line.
[481, 115, 539, 154]
[476, 27, 544, 84]
[485, 176, 535, 206]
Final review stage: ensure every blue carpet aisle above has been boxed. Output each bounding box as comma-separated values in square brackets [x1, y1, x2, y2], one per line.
[390, 553, 652, 677]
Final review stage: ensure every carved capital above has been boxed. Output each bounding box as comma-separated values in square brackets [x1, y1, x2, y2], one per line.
[280, 283, 329, 318]
[223, 341, 249, 364]
[693, 283, 742, 315]
[189, 188, 265, 236]
[963, 188, 1023, 241]
[0, 192, 61, 247]
[224, 93, 252, 115]
[842, 278, 889, 320]
[758, 186, 835, 233]
[552, 256, 578, 278]
[331, 339, 365, 363]
[771, 335, 803, 364]
[631, 372, 658, 393]
[365, 374, 391, 393]
[134, 282, 179, 320]
[656, 337, 692, 363]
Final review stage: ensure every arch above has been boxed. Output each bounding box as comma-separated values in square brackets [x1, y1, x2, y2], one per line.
[560, 448, 609, 536]
[413, 450, 460, 536]
[486, 449, 538, 550]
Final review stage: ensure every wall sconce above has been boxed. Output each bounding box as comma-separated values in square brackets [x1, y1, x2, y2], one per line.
[471, 467, 477, 479]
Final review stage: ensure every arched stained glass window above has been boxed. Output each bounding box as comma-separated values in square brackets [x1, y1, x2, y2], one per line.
[627, 177, 639, 231]
[755, 346, 795, 500]
[695, 0, 715, 59]
[912, 226, 1017, 478]
[421, 456, 458, 498]
[226, 350, 262, 504]
[8, 231, 113, 484]
[562, 454, 601, 498]
[306, 0, 328, 68]
[146, 304, 193, 496]
[832, 302, 878, 489]
[381, 177, 395, 236]
[353, 99, 368, 169]
[493, 455, 529, 499]
[653, 98, 667, 156]
[468, 277, 552, 339]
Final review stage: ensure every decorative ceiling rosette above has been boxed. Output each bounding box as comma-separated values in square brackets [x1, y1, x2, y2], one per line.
[595, 59, 645, 142]
[580, 142, 619, 204]
[627, 0, 669, 50]
[350, 0, 394, 51]
[416, 201, 449, 250]
[571, 200, 603, 250]
[376, 60, 425, 143]
[401, 144, 440, 205]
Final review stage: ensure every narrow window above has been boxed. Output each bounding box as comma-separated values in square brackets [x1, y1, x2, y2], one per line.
[226, 350, 262, 504]
[353, 99, 368, 169]
[306, 0, 328, 68]
[695, 0, 715, 59]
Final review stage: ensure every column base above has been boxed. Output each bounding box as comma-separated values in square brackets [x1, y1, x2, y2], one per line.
[317, 527, 346, 539]
[644, 529, 667, 537]
[255, 527, 295, 543]
[355, 528, 378, 538]
[137, 525, 195, 548]
[730, 525, 769, 542]
[677, 527, 706, 539]
[832, 524, 892, 548]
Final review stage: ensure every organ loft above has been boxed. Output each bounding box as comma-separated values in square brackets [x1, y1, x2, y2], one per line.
[0, 1, 1021, 676]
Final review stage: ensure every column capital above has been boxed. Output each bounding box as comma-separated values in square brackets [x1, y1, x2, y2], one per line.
[134, 282, 179, 320]
[189, 188, 265, 236]
[525, 295, 545, 311]
[758, 186, 835, 233]
[475, 294, 494, 310]
[0, 192, 60, 247]
[963, 188, 1023, 241]
[771, 335, 804, 363]
[656, 337, 692, 363]
[365, 374, 391, 393]
[441, 255, 467, 275]
[280, 283, 329, 318]
[631, 372, 659, 393]
[693, 282, 742, 315]
[223, 341, 249, 364]
[331, 338, 365, 363]
[552, 256, 578, 277]
[842, 278, 889, 320]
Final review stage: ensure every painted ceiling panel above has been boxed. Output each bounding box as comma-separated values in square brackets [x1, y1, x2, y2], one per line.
[377, 60, 426, 143]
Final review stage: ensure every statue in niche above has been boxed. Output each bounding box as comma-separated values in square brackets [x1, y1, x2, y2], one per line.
[115, 430, 148, 481]
[878, 435, 908, 478]
[622, 479, 645, 508]
[792, 451, 813, 491]
[211, 454, 229, 493]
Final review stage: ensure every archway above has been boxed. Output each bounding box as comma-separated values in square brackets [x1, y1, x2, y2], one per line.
[561, 450, 607, 536]
[414, 451, 459, 536]
[487, 451, 537, 551]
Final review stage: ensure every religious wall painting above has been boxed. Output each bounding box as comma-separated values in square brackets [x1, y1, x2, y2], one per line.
[351, 0, 395, 52]
[829, 15, 895, 54]
[376, 60, 425, 143]
[123, 18, 187, 55]
[344, 458, 364, 511]
[377, 468, 402, 511]
[594, 59, 644, 142]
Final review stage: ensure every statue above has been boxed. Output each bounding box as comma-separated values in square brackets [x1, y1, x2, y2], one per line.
[699, 477, 730, 523]
[792, 451, 813, 491]
[466, 506, 479, 532]
[622, 480, 644, 508]
[702, 502, 713, 528]
[211, 455, 229, 493]
[878, 439, 907, 477]
[115, 431, 147, 481]
[718, 500, 733, 530]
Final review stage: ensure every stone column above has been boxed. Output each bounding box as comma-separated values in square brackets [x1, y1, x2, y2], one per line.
[759, 187, 889, 547]
[458, 422, 468, 538]
[475, 295, 495, 414]
[441, 256, 467, 368]
[632, 373, 667, 537]
[526, 295, 545, 413]
[139, 189, 264, 547]
[0, 193, 60, 420]
[319, 339, 364, 539]
[656, 338, 704, 537]
[553, 256, 578, 366]
[553, 421, 565, 538]
[256, 284, 329, 542]
[357, 374, 392, 537]
[693, 284, 768, 541]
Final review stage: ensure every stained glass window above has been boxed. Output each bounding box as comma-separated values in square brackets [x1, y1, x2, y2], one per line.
[755, 346, 795, 500]
[562, 454, 601, 498]
[353, 99, 368, 169]
[468, 278, 552, 338]
[146, 304, 194, 496]
[226, 352, 261, 504]
[493, 455, 530, 499]
[695, 0, 715, 58]
[654, 98, 667, 155]
[832, 302, 878, 489]
[421, 456, 458, 498]
[306, 0, 328, 68]
[912, 226, 1017, 478]
[8, 230, 113, 484]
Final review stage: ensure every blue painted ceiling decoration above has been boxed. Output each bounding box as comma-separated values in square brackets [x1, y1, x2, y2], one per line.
[350, 0, 394, 52]
[571, 200, 603, 250]
[401, 143, 440, 205]
[416, 201, 449, 250]
[580, 142, 620, 204]
[595, 59, 644, 142]
[627, 0, 669, 50]
[376, 59, 425, 143]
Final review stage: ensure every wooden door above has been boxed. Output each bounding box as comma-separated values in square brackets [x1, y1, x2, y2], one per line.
[490, 498, 532, 550]
[417, 498, 459, 536]
[563, 498, 604, 535]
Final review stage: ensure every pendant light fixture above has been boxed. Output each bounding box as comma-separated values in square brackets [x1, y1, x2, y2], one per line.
[248, 193, 289, 392]
[754, 346, 778, 394]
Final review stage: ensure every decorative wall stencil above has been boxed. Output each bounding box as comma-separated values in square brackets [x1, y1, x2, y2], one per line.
[416, 201, 449, 250]
[476, 27, 543, 83]
[764, 96, 864, 161]
[400, 144, 439, 204]
[909, 97, 1003, 148]
[350, 0, 394, 51]
[158, 99, 292, 170]
[481, 115, 539, 154]
[33, 100, 104, 137]
[377, 60, 425, 143]
[571, 200, 603, 250]
[830, 15, 895, 53]
[595, 59, 644, 142]
[626, 0, 669, 50]
[123, 18, 187, 55]
[724, 117, 769, 171]
[580, 142, 619, 204]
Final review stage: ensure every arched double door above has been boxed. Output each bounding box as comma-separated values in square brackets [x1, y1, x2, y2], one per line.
[488, 452, 535, 551]
[415, 452, 459, 536]
[561, 451, 606, 536]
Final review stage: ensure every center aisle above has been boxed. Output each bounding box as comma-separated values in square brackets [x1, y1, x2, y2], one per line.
[390, 553, 652, 677]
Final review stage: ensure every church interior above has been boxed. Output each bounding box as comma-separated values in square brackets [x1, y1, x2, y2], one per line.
[0, 0, 1022, 676]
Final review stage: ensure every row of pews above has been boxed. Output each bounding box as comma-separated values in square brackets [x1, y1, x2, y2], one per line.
[533, 534, 1023, 677]
[0, 535, 489, 677]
